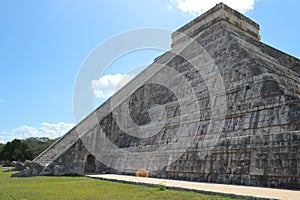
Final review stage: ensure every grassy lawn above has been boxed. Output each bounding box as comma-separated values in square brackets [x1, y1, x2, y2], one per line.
[0, 167, 241, 200]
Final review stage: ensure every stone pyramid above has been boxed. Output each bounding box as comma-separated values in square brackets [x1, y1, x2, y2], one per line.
[29, 3, 300, 189]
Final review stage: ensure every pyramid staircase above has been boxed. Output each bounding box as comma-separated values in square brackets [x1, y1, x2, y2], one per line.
[30, 3, 300, 189]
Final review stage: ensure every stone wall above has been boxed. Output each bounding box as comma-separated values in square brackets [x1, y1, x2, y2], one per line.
[33, 3, 300, 189]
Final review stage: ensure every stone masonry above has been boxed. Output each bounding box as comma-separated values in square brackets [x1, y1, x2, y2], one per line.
[26, 3, 300, 189]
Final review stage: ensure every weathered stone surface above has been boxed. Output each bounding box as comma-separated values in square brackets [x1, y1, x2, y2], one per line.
[30, 3, 300, 189]
[11, 168, 32, 177]
[24, 160, 44, 175]
[12, 161, 25, 171]
[11, 161, 43, 177]
[1, 161, 12, 167]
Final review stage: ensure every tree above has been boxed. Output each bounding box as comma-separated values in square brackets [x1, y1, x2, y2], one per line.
[0, 143, 5, 153]
[23, 137, 56, 160]
[0, 137, 56, 162]
[0, 139, 30, 161]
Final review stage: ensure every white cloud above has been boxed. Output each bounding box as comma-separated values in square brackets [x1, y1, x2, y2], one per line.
[0, 122, 74, 143]
[170, 0, 256, 15]
[91, 73, 135, 99]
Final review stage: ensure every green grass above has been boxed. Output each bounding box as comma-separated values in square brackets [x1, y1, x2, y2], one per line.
[0, 167, 242, 200]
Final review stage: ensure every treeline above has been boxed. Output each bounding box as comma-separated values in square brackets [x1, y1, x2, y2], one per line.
[0, 137, 57, 162]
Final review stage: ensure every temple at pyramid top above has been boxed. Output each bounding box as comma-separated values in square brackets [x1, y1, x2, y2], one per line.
[172, 3, 260, 47]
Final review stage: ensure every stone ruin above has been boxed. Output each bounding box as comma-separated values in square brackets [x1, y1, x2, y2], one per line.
[20, 3, 300, 189]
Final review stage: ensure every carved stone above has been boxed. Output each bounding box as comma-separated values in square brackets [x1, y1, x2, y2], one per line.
[27, 3, 300, 189]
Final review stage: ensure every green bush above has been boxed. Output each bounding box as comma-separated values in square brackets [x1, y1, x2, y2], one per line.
[157, 182, 167, 191]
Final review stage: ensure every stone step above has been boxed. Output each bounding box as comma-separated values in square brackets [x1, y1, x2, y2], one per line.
[34, 127, 79, 166]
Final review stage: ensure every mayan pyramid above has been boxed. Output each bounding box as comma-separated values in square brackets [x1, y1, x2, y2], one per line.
[27, 3, 300, 189]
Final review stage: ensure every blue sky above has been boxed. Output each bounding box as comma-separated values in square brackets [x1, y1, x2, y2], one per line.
[0, 0, 299, 143]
